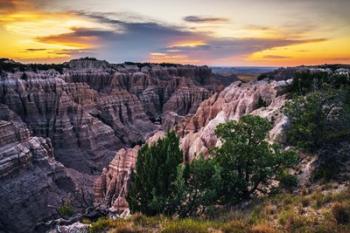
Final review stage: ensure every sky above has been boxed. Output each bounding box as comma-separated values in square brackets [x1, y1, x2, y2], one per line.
[0, 0, 349, 66]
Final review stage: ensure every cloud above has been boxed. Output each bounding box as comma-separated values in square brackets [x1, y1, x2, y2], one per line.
[0, 0, 55, 12]
[25, 48, 48, 52]
[160, 38, 327, 60]
[38, 27, 113, 47]
[49, 48, 95, 57]
[0, 0, 17, 12]
[38, 13, 201, 61]
[183, 15, 229, 23]
[245, 25, 272, 31]
[35, 12, 328, 64]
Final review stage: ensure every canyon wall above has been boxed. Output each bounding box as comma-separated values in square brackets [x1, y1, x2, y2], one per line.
[0, 58, 227, 174]
[0, 106, 77, 232]
[94, 79, 292, 213]
[0, 58, 232, 232]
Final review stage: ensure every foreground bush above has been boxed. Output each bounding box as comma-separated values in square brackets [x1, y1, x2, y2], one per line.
[127, 131, 183, 216]
[128, 116, 298, 217]
[214, 115, 298, 204]
[284, 89, 350, 152]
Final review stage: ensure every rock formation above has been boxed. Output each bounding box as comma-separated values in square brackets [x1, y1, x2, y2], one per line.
[0, 116, 76, 233]
[0, 58, 228, 173]
[94, 131, 165, 215]
[94, 79, 292, 212]
[179, 79, 292, 160]
[0, 58, 232, 232]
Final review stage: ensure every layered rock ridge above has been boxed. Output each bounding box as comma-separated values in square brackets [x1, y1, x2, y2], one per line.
[179, 79, 291, 160]
[0, 106, 77, 233]
[0, 58, 232, 232]
[94, 79, 292, 213]
[0, 58, 227, 173]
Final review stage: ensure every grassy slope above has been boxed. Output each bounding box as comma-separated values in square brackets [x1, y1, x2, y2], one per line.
[87, 184, 350, 233]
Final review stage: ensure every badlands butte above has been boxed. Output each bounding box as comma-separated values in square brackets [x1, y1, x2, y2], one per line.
[0, 58, 349, 233]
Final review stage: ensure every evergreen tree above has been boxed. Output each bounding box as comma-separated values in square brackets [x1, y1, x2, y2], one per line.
[214, 115, 297, 204]
[175, 156, 221, 217]
[127, 131, 183, 215]
[284, 88, 350, 152]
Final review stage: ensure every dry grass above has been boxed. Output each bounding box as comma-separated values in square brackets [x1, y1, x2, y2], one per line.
[250, 223, 277, 233]
[87, 187, 350, 233]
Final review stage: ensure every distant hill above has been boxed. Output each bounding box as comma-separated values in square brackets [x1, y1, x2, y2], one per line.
[211, 66, 277, 82]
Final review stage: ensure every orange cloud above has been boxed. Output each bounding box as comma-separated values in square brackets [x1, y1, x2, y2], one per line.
[248, 37, 350, 66]
[169, 40, 207, 48]
[0, 1, 349, 66]
[0, 7, 105, 62]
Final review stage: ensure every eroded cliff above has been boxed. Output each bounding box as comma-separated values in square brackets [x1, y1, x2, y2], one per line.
[94, 79, 292, 213]
[0, 58, 232, 232]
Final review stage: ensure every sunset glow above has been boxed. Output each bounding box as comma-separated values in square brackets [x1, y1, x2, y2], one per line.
[0, 0, 349, 66]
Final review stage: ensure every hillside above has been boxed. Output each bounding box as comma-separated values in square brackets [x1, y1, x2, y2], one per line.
[0, 58, 235, 233]
[88, 65, 350, 233]
[0, 59, 349, 233]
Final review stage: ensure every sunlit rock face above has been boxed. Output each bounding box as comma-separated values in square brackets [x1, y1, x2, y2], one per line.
[94, 146, 139, 214]
[96, 79, 292, 212]
[179, 80, 291, 160]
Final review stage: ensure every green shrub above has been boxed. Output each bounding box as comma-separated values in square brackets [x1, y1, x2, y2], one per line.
[57, 201, 74, 218]
[284, 88, 350, 152]
[176, 156, 222, 217]
[214, 115, 298, 204]
[127, 131, 183, 216]
[289, 71, 350, 96]
[290, 71, 330, 95]
[127, 116, 298, 218]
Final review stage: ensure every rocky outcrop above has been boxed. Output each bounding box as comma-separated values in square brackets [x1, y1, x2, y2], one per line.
[94, 131, 165, 215]
[94, 79, 292, 212]
[0, 117, 76, 233]
[94, 146, 139, 215]
[48, 222, 89, 233]
[0, 58, 229, 232]
[179, 80, 292, 160]
[0, 58, 226, 173]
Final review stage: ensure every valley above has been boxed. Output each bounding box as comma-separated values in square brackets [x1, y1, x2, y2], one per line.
[0, 58, 349, 233]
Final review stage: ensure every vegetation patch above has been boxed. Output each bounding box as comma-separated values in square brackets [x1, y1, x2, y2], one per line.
[57, 201, 74, 218]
